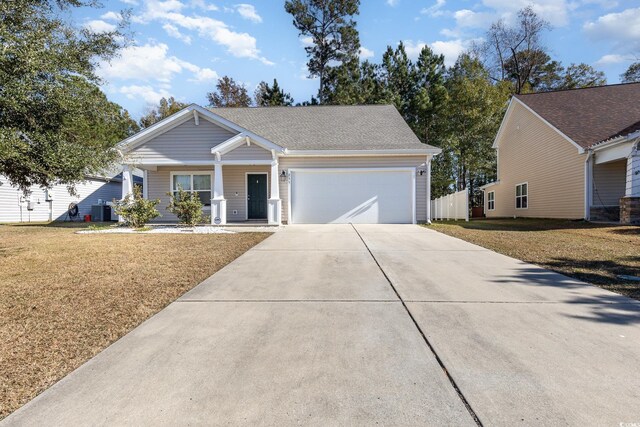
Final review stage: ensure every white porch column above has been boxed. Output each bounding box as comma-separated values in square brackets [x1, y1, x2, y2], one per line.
[142, 169, 149, 199]
[426, 157, 432, 224]
[625, 142, 640, 197]
[121, 165, 133, 199]
[584, 153, 593, 220]
[119, 165, 134, 223]
[268, 160, 282, 225]
[211, 162, 226, 225]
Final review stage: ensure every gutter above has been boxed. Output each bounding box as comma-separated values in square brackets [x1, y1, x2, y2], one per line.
[282, 148, 442, 157]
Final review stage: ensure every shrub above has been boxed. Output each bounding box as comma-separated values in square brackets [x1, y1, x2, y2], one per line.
[166, 186, 204, 226]
[113, 186, 161, 228]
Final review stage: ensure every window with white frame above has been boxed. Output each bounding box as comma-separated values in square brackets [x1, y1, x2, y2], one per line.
[487, 191, 495, 211]
[171, 172, 212, 206]
[515, 183, 528, 209]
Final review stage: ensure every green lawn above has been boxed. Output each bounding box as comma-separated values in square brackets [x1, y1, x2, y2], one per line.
[427, 218, 640, 300]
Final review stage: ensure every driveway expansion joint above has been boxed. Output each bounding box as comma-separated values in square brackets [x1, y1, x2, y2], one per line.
[351, 224, 484, 427]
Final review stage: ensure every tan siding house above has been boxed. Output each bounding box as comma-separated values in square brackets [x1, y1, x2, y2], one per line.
[120, 104, 440, 225]
[483, 83, 640, 224]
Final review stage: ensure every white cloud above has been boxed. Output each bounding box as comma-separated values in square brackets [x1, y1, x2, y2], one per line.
[583, 7, 640, 51]
[84, 19, 117, 33]
[403, 39, 471, 67]
[386, 0, 399, 6]
[101, 11, 123, 21]
[118, 85, 171, 104]
[421, 0, 446, 17]
[120, 0, 138, 4]
[300, 36, 314, 46]
[134, 0, 272, 65]
[163, 23, 192, 43]
[594, 54, 634, 66]
[430, 40, 468, 66]
[191, 0, 218, 10]
[453, 9, 496, 29]
[359, 46, 375, 59]
[403, 40, 427, 60]
[98, 42, 218, 85]
[235, 3, 262, 23]
[480, 0, 570, 26]
[190, 67, 219, 82]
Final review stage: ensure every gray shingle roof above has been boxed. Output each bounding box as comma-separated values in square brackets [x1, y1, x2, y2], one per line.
[514, 82, 640, 148]
[209, 104, 436, 151]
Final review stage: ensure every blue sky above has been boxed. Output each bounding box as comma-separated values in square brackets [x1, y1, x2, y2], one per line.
[77, 0, 640, 118]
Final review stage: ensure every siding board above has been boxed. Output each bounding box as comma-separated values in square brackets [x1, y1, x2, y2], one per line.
[222, 144, 272, 161]
[487, 102, 586, 219]
[592, 159, 627, 206]
[134, 118, 237, 163]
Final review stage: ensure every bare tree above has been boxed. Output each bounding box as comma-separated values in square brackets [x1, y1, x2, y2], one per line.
[479, 6, 551, 94]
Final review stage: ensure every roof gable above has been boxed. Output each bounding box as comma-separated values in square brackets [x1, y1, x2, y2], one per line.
[513, 82, 640, 148]
[493, 98, 584, 153]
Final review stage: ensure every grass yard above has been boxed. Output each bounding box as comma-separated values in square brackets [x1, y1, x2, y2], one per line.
[428, 218, 640, 300]
[0, 223, 270, 419]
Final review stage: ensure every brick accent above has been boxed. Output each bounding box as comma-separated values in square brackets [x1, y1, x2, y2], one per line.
[620, 197, 640, 224]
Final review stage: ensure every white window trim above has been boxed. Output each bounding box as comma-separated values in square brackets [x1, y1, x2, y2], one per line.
[487, 191, 495, 211]
[515, 182, 528, 210]
[245, 172, 269, 220]
[169, 171, 214, 209]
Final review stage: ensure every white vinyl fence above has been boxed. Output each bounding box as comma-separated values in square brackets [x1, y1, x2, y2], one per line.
[431, 188, 469, 221]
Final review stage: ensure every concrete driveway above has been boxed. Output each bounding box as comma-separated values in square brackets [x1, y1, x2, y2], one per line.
[4, 225, 640, 426]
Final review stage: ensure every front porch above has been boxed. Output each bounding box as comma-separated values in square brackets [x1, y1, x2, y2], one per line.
[587, 138, 640, 224]
[121, 132, 285, 225]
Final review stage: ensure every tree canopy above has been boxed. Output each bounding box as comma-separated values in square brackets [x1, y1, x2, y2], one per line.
[621, 62, 640, 83]
[139, 97, 189, 128]
[285, 0, 360, 103]
[207, 76, 252, 108]
[0, 0, 136, 193]
[255, 79, 294, 106]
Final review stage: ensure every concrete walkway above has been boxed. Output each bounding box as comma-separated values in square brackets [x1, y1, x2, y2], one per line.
[4, 224, 640, 425]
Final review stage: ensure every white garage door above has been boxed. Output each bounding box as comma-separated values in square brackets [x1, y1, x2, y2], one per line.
[290, 168, 415, 224]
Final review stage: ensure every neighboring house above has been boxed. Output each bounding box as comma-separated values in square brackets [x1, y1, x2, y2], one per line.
[482, 82, 640, 224]
[119, 104, 440, 225]
[0, 170, 142, 223]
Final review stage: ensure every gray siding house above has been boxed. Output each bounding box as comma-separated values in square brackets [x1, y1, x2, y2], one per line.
[0, 170, 142, 223]
[119, 104, 440, 225]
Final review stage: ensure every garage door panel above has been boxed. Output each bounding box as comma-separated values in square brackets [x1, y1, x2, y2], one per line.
[290, 169, 414, 224]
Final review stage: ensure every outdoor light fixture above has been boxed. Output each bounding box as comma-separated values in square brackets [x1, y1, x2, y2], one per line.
[280, 170, 287, 182]
[418, 169, 426, 176]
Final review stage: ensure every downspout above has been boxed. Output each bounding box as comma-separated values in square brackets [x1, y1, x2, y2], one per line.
[584, 149, 593, 221]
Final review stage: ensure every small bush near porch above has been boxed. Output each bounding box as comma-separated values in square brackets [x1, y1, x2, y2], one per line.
[0, 224, 270, 419]
[428, 219, 640, 300]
